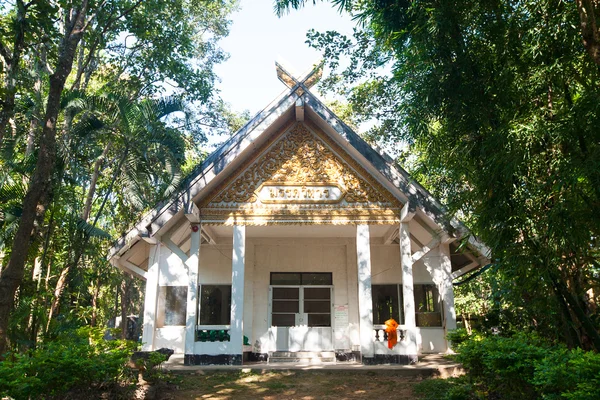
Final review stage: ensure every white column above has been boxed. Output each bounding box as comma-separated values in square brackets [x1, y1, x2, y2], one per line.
[230, 225, 246, 357]
[440, 242, 457, 333]
[400, 221, 418, 354]
[184, 224, 201, 356]
[141, 243, 160, 351]
[356, 224, 374, 358]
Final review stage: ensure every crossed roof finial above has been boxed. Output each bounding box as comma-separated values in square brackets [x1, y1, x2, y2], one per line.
[275, 61, 323, 95]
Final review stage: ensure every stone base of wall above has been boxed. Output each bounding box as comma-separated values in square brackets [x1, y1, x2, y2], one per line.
[362, 354, 418, 365]
[335, 351, 361, 362]
[184, 354, 243, 365]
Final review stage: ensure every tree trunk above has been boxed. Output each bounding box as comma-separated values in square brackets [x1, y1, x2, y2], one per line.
[121, 277, 128, 339]
[25, 48, 45, 158]
[575, 0, 600, 66]
[82, 142, 111, 221]
[47, 145, 127, 328]
[90, 275, 101, 327]
[46, 265, 70, 333]
[549, 267, 600, 350]
[0, 2, 89, 357]
[0, 1, 27, 143]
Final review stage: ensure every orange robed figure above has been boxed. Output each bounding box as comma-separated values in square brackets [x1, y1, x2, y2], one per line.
[385, 318, 399, 349]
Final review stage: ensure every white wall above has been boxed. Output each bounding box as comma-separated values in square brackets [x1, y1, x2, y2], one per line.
[152, 235, 450, 355]
[251, 238, 350, 352]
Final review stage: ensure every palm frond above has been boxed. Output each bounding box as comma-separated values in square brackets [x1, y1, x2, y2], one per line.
[76, 218, 112, 240]
[0, 181, 27, 204]
[60, 89, 87, 111]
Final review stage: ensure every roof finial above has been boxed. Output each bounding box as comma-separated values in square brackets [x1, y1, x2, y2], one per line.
[275, 61, 323, 95]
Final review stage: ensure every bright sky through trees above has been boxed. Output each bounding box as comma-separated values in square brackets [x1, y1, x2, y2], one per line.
[214, 0, 354, 114]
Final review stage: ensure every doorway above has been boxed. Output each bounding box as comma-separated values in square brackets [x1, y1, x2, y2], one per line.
[268, 272, 333, 351]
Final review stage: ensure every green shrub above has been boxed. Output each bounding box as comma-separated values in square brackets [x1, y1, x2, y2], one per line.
[413, 376, 482, 400]
[533, 347, 600, 400]
[446, 333, 600, 400]
[455, 333, 551, 399]
[0, 327, 137, 399]
[446, 329, 480, 351]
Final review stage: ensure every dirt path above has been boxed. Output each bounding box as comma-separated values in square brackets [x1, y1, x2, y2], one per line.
[156, 370, 424, 400]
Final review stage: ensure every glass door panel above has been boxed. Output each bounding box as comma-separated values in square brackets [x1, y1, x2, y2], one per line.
[272, 287, 299, 327]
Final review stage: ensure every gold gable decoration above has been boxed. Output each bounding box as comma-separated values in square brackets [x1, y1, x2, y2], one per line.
[200, 124, 401, 225]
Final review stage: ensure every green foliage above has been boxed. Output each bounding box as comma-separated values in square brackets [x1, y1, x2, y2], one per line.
[0, 327, 137, 400]
[0, 0, 239, 356]
[455, 333, 551, 399]
[429, 334, 600, 400]
[276, 0, 600, 349]
[414, 377, 480, 400]
[533, 348, 600, 400]
[446, 328, 478, 351]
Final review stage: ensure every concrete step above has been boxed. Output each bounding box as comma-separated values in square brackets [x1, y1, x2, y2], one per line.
[269, 356, 336, 364]
[268, 351, 336, 364]
[270, 351, 335, 358]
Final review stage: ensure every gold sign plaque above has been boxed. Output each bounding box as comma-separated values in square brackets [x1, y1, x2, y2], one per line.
[256, 182, 345, 204]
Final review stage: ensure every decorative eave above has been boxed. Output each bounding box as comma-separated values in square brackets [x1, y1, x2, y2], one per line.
[107, 62, 490, 268]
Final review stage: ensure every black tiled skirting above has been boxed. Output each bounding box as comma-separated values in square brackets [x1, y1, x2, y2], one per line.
[362, 354, 418, 365]
[184, 354, 243, 365]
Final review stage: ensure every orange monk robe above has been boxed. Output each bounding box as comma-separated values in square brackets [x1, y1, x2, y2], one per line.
[385, 318, 399, 349]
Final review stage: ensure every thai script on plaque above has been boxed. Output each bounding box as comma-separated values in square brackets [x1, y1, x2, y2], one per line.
[256, 183, 344, 204]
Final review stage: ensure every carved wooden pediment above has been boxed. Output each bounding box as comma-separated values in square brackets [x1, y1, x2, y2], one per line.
[200, 123, 401, 225]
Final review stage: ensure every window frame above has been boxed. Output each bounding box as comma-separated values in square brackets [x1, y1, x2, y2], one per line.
[414, 283, 443, 328]
[370, 283, 444, 328]
[197, 283, 232, 328]
[371, 284, 404, 325]
[270, 272, 333, 286]
[156, 285, 188, 327]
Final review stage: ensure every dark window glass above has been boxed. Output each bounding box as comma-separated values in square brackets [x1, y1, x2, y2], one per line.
[158, 286, 187, 326]
[304, 300, 330, 313]
[308, 314, 331, 327]
[199, 285, 231, 325]
[302, 273, 332, 285]
[272, 300, 300, 313]
[372, 285, 402, 325]
[271, 273, 301, 285]
[414, 284, 442, 327]
[270, 272, 332, 285]
[272, 313, 295, 327]
[272, 287, 299, 299]
[303, 287, 331, 300]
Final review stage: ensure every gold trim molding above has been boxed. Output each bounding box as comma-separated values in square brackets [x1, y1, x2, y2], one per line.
[200, 123, 402, 225]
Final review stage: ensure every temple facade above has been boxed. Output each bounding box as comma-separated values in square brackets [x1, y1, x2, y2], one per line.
[108, 63, 489, 365]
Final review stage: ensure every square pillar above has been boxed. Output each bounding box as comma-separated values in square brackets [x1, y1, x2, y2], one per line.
[141, 243, 160, 351]
[356, 224, 374, 359]
[440, 242, 457, 334]
[400, 220, 418, 355]
[184, 224, 201, 358]
[229, 225, 246, 363]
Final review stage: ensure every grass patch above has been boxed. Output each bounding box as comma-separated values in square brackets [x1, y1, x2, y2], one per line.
[162, 370, 425, 399]
[413, 377, 479, 400]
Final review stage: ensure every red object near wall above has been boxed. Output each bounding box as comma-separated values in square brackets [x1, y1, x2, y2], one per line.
[385, 318, 399, 349]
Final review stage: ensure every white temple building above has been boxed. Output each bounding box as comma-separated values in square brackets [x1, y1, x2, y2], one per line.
[107, 63, 490, 365]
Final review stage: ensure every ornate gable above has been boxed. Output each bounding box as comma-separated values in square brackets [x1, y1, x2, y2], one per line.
[199, 123, 402, 225]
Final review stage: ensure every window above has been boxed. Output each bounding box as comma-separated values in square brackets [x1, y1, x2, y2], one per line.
[372, 285, 403, 324]
[270, 286, 332, 327]
[414, 284, 442, 327]
[270, 272, 332, 285]
[371, 284, 443, 327]
[199, 285, 231, 325]
[157, 286, 187, 327]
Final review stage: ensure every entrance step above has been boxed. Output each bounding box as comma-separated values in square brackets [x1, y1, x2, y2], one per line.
[268, 351, 336, 364]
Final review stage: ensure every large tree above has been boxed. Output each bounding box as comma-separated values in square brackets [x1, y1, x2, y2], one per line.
[277, 0, 600, 349]
[0, 0, 237, 355]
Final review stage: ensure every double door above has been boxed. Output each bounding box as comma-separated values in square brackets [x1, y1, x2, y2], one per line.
[269, 285, 333, 351]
